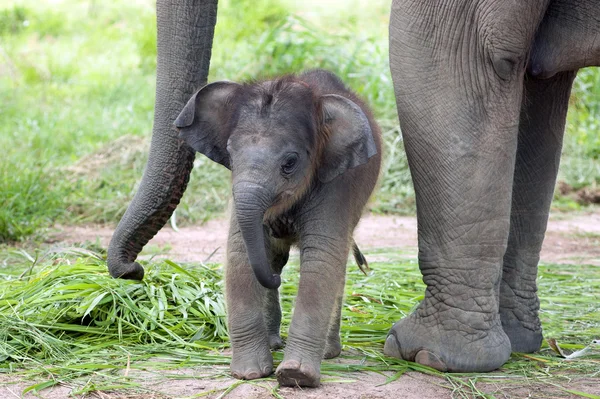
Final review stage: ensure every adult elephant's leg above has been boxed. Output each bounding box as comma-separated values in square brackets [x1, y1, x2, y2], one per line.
[107, 0, 218, 279]
[529, 0, 600, 79]
[500, 71, 576, 352]
[384, 0, 550, 372]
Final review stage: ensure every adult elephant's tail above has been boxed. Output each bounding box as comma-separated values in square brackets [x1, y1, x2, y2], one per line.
[107, 0, 219, 279]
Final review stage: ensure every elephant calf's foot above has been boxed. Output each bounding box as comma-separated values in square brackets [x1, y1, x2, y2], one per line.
[323, 336, 342, 359]
[500, 312, 543, 353]
[276, 357, 320, 388]
[230, 346, 273, 380]
[384, 313, 511, 372]
[269, 334, 284, 350]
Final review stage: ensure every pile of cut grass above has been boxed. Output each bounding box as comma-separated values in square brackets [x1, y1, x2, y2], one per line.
[0, 248, 599, 397]
[0, 252, 227, 369]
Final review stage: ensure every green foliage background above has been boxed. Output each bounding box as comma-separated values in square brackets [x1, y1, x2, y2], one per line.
[0, 0, 598, 242]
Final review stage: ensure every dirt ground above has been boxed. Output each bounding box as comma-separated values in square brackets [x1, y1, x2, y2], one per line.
[3, 210, 600, 398]
[3, 362, 600, 399]
[53, 210, 600, 266]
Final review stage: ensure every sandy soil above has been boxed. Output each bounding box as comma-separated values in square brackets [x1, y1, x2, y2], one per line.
[3, 362, 599, 399]
[3, 210, 599, 398]
[3, 364, 599, 399]
[52, 210, 600, 266]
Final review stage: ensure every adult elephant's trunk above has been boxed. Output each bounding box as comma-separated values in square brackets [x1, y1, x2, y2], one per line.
[232, 184, 281, 290]
[107, 0, 218, 279]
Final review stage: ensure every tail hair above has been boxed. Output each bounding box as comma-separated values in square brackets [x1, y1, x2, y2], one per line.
[352, 240, 370, 276]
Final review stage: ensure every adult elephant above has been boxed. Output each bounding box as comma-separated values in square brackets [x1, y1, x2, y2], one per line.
[107, 0, 599, 373]
[384, 0, 599, 372]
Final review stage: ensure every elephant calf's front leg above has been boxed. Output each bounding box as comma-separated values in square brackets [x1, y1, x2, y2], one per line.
[226, 219, 273, 380]
[276, 234, 349, 387]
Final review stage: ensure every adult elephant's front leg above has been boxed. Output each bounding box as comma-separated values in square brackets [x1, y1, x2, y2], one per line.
[501, 72, 576, 352]
[384, 0, 550, 372]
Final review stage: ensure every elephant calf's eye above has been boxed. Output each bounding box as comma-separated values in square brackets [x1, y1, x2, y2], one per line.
[281, 153, 299, 175]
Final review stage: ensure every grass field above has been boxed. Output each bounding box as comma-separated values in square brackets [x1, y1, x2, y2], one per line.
[1, 0, 599, 242]
[0, 248, 599, 397]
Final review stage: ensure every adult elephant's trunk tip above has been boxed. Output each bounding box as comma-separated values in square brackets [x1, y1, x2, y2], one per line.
[106, 143, 194, 281]
[107, 229, 148, 280]
[107, 259, 145, 280]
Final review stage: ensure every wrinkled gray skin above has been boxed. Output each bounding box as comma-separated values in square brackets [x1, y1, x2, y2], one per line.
[107, 0, 599, 377]
[529, 0, 600, 78]
[107, 0, 217, 280]
[383, 0, 598, 373]
[175, 69, 381, 387]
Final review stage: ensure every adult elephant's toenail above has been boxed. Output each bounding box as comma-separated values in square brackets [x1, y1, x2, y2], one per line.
[383, 334, 402, 358]
[415, 350, 448, 372]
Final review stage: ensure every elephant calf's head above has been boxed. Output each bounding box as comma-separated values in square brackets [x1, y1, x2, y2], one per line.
[175, 74, 376, 288]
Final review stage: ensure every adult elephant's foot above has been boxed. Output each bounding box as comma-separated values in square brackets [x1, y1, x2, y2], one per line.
[230, 345, 273, 380]
[383, 312, 512, 372]
[499, 278, 543, 353]
[276, 356, 320, 388]
[500, 309, 543, 353]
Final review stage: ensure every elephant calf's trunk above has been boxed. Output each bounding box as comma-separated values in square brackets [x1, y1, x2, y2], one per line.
[233, 191, 281, 289]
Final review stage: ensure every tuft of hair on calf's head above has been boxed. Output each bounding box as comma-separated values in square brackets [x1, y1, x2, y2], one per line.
[225, 75, 331, 164]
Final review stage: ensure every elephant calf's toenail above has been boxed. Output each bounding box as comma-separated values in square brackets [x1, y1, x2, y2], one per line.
[246, 371, 261, 380]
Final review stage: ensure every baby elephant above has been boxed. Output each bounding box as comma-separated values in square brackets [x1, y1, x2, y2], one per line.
[175, 69, 381, 387]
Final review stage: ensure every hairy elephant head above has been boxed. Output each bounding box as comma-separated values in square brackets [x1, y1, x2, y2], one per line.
[175, 76, 376, 289]
[529, 0, 600, 78]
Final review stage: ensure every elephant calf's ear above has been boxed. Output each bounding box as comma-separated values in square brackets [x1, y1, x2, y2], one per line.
[318, 94, 377, 183]
[175, 81, 241, 169]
